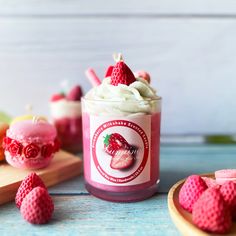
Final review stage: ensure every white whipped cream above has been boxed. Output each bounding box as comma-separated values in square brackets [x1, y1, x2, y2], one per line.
[50, 99, 81, 119]
[84, 77, 161, 115]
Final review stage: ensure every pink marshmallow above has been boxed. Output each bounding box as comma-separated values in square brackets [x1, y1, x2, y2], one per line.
[215, 169, 236, 185]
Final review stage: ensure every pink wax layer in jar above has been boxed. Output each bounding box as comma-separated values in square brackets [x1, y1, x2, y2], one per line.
[50, 86, 83, 153]
[82, 76, 161, 202]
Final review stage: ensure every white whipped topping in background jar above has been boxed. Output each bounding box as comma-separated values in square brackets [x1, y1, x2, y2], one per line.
[84, 77, 161, 116]
[50, 99, 81, 119]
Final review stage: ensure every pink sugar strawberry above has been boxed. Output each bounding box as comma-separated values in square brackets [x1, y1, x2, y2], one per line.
[220, 181, 236, 220]
[15, 172, 46, 209]
[110, 148, 134, 170]
[179, 175, 207, 213]
[20, 187, 54, 224]
[66, 85, 83, 101]
[202, 176, 220, 188]
[111, 60, 136, 86]
[192, 187, 232, 234]
[50, 93, 65, 102]
[105, 65, 114, 77]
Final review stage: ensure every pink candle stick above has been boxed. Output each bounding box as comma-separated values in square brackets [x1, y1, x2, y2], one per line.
[85, 68, 101, 87]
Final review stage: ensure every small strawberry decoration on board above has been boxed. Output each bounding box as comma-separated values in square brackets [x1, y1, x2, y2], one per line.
[15, 172, 46, 209]
[110, 53, 136, 86]
[15, 172, 54, 224]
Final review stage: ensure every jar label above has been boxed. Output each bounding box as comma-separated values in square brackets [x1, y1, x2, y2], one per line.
[90, 115, 151, 186]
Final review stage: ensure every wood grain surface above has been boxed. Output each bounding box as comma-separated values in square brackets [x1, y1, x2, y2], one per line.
[0, 150, 82, 205]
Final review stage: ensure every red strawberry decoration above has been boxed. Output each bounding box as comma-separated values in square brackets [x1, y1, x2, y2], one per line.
[220, 181, 236, 220]
[110, 148, 134, 170]
[105, 65, 114, 77]
[15, 172, 46, 209]
[50, 93, 65, 102]
[20, 186, 54, 224]
[66, 85, 83, 101]
[192, 187, 232, 234]
[104, 133, 130, 156]
[110, 54, 136, 86]
[179, 175, 208, 213]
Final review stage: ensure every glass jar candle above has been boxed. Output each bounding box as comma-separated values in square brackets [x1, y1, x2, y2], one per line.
[82, 98, 161, 202]
[50, 99, 83, 154]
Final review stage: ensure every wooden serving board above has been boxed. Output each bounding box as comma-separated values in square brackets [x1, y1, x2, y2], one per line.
[168, 173, 236, 236]
[0, 150, 83, 205]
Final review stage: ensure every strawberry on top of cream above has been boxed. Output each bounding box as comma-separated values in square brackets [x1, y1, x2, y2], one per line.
[84, 55, 160, 115]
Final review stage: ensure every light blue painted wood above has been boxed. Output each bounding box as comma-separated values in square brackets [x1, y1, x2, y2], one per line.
[48, 145, 236, 194]
[1, 144, 236, 235]
[0, 195, 180, 236]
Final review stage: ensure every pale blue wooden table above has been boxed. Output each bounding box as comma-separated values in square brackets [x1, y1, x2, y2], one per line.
[1, 144, 236, 236]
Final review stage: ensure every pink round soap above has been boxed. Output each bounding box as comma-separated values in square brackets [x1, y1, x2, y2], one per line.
[3, 120, 59, 169]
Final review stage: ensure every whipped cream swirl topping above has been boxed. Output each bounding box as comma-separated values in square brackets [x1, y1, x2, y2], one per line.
[84, 77, 161, 115]
[50, 99, 81, 119]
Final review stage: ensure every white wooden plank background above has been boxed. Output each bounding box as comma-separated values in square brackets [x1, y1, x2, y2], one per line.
[0, 1, 236, 135]
[0, 0, 236, 15]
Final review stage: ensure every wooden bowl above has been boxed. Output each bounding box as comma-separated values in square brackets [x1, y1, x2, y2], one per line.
[168, 173, 236, 236]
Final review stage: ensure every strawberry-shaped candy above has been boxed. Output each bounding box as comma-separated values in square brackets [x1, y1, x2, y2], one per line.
[15, 172, 46, 209]
[202, 176, 220, 189]
[105, 66, 114, 77]
[110, 148, 134, 170]
[110, 54, 136, 86]
[179, 175, 207, 213]
[192, 187, 232, 234]
[220, 181, 236, 220]
[50, 93, 65, 102]
[20, 187, 54, 224]
[104, 133, 130, 156]
[67, 85, 83, 101]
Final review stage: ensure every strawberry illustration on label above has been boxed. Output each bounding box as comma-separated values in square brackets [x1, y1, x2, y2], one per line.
[103, 133, 130, 156]
[103, 133, 136, 170]
[110, 148, 134, 170]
